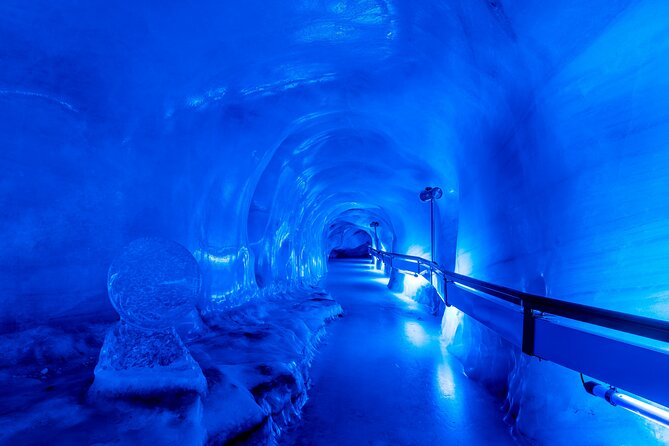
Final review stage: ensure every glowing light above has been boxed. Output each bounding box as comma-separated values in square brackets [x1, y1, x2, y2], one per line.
[455, 249, 473, 275]
[404, 321, 429, 347]
[0, 89, 78, 113]
[406, 245, 429, 259]
[393, 291, 419, 309]
[440, 306, 463, 348]
[402, 273, 429, 299]
[194, 250, 233, 265]
[436, 362, 456, 399]
[212, 254, 234, 264]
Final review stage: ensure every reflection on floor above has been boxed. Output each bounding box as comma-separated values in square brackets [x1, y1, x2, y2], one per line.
[283, 259, 517, 446]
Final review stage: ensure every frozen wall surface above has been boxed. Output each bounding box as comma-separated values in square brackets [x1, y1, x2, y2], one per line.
[2, 0, 669, 444]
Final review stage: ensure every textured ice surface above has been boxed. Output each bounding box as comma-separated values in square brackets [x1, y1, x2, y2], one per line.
[0, 287, 341, 445]
[92, 322, 207, 396]
[192, 286, 343, 443]
[2, 0, 669, 443]
[327, 224, 372, 258]
[92, 238, 206, 396]
[108, 238, 201, 329]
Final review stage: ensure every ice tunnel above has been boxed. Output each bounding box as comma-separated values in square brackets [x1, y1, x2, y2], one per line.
[2, 0, 669, 444]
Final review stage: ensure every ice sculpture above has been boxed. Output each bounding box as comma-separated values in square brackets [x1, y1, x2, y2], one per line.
[91, 238, 207, 396]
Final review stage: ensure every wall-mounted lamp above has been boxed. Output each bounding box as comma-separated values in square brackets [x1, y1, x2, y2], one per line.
[419, 187, 442, 262]
[370, 221, 381, 267]
[369, 221, 380, 241]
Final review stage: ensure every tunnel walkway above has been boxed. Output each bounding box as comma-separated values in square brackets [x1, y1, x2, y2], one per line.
[282, 259, 517, 446]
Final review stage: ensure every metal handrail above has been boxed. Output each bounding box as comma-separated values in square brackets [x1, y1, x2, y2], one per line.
[369, 247, 669, 345]
[369, 246, 669, 425]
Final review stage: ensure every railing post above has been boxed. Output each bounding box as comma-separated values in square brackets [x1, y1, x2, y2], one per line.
[522, 302, 536, 356]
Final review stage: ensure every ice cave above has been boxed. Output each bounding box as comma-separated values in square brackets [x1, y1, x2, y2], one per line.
[2, 1, 669, 445]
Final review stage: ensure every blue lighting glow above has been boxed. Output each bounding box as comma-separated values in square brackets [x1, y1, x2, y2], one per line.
[2, 0, 669, 444]
[404, 321, 430, 347]
[400, 273, 430, 300]
[436, 362, 456, 400]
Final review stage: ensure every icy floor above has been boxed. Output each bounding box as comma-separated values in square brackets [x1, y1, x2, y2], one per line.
[283, 259, 517, 446]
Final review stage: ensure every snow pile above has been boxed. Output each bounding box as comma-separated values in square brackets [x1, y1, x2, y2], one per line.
[191, 285, 343, 443]
[0, 285, 342, 445]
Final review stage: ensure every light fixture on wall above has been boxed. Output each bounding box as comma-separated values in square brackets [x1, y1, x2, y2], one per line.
[419, 187, 442, 262]
[369, 221, 381, 268]
[583, 378, 669, 428]
[369, 221, 380, 242]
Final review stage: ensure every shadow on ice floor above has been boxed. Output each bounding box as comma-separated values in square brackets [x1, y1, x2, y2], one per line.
[282, 259, 516, 446]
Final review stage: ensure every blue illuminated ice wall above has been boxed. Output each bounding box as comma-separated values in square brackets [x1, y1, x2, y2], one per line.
[1, 0, 668, 443]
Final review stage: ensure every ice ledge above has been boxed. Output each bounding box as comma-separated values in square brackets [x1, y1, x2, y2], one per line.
[191, 285, 343, 444]
[0, 287, 342, 445]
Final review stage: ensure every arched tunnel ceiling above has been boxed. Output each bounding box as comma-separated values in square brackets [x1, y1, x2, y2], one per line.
[2, 1, 669, 444]
[2, 0, 669, 322]
[1, 0, 636, 134]
[247, 116, 452, 277]
[325, 208, 394, 252]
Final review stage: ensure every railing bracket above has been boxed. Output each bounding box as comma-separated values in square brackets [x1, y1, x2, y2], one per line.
[522, 305, 536, 356]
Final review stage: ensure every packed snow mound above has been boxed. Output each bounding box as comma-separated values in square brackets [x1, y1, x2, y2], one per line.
[192, 285, 343, 443]
[91, 321, 208, 396]
[0, 286, 342, 445]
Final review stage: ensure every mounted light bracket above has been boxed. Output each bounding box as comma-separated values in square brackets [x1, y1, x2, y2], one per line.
[419, 186, 443, 202]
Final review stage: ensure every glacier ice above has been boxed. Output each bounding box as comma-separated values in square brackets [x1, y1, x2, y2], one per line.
[92, 321, 207, 396]
[1, 0, 669, 444]
[92, 238, 206, 396]
[0, 282, 341, 444]
[108, 238, 201, 330]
